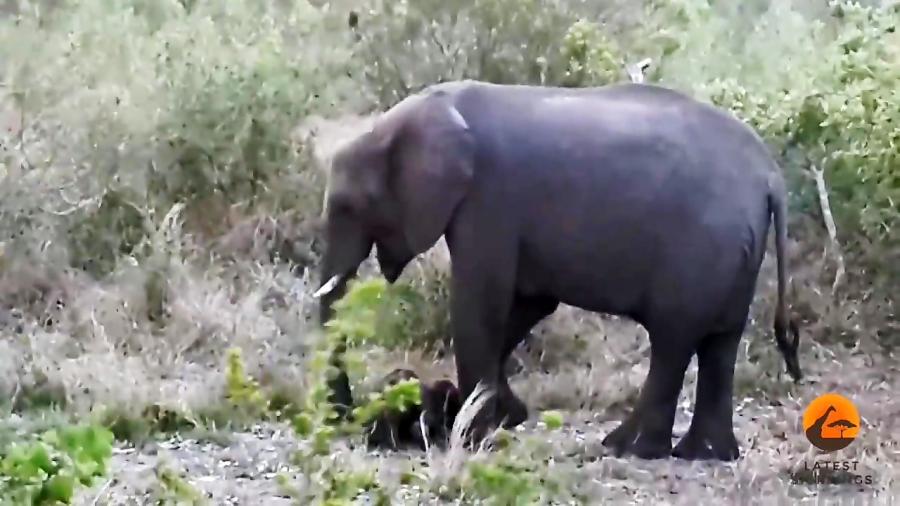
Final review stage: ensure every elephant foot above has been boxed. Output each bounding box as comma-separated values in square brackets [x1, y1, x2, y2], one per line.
[457, 391, 528, 450]
[601, 418, 672, 459]
[496, 389, 528, 428]
[672, 425, 739, 461]
[459, 404, 500, 450]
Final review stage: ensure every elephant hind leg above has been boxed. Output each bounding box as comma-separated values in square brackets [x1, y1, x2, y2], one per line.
[502, 295, 558, 359]
[496, 294, 559, 428]
[602, 329, 694, 459]
[672, 325, 743, 461]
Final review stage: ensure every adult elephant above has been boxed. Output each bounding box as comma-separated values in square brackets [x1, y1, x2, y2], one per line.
[315, 80, 802, 461]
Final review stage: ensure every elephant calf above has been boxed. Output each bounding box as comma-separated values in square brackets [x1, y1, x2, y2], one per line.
[327, 366, 463, 451]
[316, 79, 802, 461]
[364, 368, 462, 451]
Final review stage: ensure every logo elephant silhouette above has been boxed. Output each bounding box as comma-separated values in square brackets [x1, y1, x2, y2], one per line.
[803, 393, 860, 452]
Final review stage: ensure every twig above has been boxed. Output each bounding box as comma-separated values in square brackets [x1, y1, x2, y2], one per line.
[49, 194, 103, 216]
[14, 96, 35, 172]
[91, 478, 114, 506]
[811, 163, 845, 292]
[9, 379, 21, 412]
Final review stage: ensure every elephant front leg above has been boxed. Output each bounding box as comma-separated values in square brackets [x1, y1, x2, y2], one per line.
[449, 267, 517, 443]
[602, 335, 693, 459]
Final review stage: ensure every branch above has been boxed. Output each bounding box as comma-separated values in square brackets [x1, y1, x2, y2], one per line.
[625, 58, 652, 83]
[9, 379, 20, 412]
[14, 95, 35, 172]
[90, 478, 114, 506]
[811, 163, 845, 293]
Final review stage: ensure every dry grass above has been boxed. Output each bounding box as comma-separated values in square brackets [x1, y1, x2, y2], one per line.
[0, 114, 897, 505]
[64, 304, 899, 504]
[0, 235, 319, 419]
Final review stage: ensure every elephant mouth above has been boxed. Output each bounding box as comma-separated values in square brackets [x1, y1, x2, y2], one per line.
[376, 242, 411, 283]
[379, 260, 404, 283]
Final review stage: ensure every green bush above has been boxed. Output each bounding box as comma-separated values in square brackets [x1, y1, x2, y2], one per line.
[0, 424, 114, 505]
[224, 347, 270, 423]
[293, 278, 430, 446]
[559, 19, 626, 86]
[466, 460, 544, 506]
[284, 278, 439, 501]
[440, 430, 578, 505]
[0, 0, 342, 276]
[154, 462, 207, 506]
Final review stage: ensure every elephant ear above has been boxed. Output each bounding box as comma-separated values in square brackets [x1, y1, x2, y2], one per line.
[388, 93, 475, 254]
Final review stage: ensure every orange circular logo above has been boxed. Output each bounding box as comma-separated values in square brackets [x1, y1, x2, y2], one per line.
[802, 393, 860, 452]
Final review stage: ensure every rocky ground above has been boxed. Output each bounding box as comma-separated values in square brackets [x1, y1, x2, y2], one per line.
[73, 343, 899, 505]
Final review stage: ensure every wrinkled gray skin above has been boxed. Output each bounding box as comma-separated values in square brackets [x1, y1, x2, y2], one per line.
[318, 80, 801, 461]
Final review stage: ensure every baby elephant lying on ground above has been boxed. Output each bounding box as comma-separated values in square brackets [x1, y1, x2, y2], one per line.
[365, 368, 463, 451]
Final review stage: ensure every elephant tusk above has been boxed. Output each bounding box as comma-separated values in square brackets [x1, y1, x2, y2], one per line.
[313, 275, 342, 298]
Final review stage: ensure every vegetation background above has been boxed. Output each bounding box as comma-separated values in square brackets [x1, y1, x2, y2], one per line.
[0, 0, 897, 503]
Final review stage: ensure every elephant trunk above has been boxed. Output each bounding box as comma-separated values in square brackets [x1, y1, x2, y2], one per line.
[316, 272, 353, 326]
[316, 219, 373, 325]
[315, 221, 373, 420]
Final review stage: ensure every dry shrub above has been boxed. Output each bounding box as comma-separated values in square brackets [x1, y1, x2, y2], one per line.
[339, 0, 643, 109]
[0, 0, 337, 277]
[0, 224, 319, 418]
[0, 261, 85, 329]
[212, 211, 325, 272]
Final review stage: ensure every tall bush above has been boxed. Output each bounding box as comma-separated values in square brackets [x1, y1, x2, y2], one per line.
[635, 0, 899, 346]
[0, 0, 346, 276]
[648, 0, 898, 284]
[340, 0, 640, 108]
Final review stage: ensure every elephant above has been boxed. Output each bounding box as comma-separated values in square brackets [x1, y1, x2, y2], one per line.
[315, 79, 802, 461]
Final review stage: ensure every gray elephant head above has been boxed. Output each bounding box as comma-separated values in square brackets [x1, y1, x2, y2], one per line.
[316, 91, 475, 324]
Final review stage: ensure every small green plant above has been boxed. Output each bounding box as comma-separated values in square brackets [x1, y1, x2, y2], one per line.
[287, 278, 430, 501]
[99, 404, 197, 444]
[154, 462, 207, 505]
[346, 377, 423, 433]
[224, 347, 269, 422]
[286, 444, 389, 504]
[0, 424, 114, 505]
[466, 460, 544, 506]
[540, 410, 564, 430]
[294, 278, 428, 451]
[316, 468, 389, 506]
[322, 277, 427, 351]
[427, 426, 573, 505]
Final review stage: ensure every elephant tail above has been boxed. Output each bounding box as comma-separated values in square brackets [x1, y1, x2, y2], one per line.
[768, 174, 802, 382]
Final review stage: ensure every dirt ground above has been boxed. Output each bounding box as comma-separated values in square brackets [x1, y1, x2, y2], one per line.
[73, 322, 899, 505]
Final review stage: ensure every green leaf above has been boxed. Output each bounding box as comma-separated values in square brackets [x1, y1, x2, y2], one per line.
[292, 413, 314, 437]
[25, 444, 56, 476]
[43, 472, 76, 503]
[540, 410, 564, 430]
